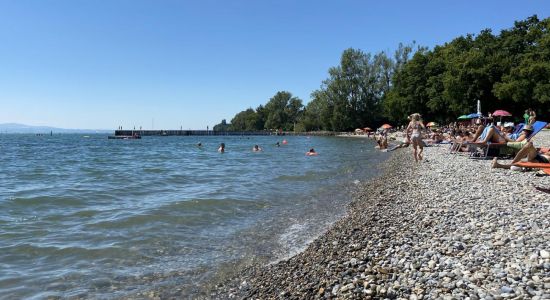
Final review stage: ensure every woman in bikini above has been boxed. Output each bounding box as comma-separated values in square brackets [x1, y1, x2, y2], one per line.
[406, 113, 426, 162]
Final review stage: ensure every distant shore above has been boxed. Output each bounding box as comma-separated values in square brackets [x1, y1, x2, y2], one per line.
[206, 131, 550, 299]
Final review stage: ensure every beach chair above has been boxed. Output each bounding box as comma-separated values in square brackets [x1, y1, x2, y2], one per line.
[449, 126, 491, 154]
[469, 121, 548, 159]
[513, 123, 525, 135]
[513, 162, 550, 175]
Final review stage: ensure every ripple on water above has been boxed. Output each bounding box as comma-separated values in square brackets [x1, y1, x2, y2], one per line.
[0, 134, 385, 299]
[7, 196, 86, 208]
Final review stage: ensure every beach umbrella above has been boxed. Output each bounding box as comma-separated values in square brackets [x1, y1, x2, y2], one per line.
[381, 124, 392, 129]
[492, 110, 512, 117]
[492, 110, 512, 124]
[426, 122, 438, 127]
[457, 115, 470, 120]
[354, 128, 363, 133]
[363, 127, 372, 131]
[467, 113, 482, 119]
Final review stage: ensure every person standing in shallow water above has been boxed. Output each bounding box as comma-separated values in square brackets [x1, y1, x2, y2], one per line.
[218, 143, 225, 153]
[406, 113, 426, 162]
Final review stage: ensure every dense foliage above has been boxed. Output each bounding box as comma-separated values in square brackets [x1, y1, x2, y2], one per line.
[214, 15, 549, 131]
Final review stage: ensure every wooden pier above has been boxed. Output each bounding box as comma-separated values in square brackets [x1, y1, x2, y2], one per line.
[113, 130, 338, 137]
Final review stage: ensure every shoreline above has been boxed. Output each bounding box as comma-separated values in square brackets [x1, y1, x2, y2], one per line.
[210, 131, 550, 299]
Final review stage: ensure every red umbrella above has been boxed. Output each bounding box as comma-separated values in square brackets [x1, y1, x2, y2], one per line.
[493, 110, 512, 124]
[381, 124, 392, 129]
[363, 127, 372, 131]
[492, 110, 512, 117]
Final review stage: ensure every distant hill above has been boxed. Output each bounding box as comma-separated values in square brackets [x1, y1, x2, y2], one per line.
[0, 123, 112, 134]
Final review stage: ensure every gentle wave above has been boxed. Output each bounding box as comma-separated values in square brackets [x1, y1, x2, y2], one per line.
[7, 196, 86, 208]
[0, 134, 386, 299]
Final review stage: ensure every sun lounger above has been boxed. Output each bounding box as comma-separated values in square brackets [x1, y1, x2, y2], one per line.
[449, 126, 492, 154]
[513, 161, 550, 175]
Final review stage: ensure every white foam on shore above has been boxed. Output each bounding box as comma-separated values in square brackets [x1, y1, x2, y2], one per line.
[275, 222, 313, 262]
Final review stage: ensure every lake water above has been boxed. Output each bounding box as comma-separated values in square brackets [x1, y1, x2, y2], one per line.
[0, 134, 386, 299]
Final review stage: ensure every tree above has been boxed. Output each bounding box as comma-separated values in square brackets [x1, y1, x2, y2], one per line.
[230, 108, 260, 131]
[494, 16, 550, 116]
[264, 91, 304, 130]
[213, 119, 230, 131]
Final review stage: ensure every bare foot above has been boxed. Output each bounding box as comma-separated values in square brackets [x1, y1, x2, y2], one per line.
[491, 157, 498, 168]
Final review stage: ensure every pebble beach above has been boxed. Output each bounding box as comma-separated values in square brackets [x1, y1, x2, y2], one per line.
[210, 131, 550, 299]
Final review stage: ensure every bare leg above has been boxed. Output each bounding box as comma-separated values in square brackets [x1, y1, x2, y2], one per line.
[511, 142, 538, 164]
[418, 143, 424, 161]
[492, 157, 511, 169]
[479, 128, 505, 143]
[491, 142, 538, 169]
[470, 125, 485, 141]
[412, 143, 419, 162]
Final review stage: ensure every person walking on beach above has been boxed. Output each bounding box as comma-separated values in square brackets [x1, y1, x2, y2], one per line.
[406, 113, 426, 162]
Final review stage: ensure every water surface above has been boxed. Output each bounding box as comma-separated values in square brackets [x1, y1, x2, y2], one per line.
[0, 134, 385, 299]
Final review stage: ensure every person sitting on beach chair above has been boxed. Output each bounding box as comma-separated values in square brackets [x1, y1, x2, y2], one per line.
[477, 123, 535, 147]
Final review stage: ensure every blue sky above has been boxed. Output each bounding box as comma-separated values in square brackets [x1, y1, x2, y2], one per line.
[0, 0, 548, 130]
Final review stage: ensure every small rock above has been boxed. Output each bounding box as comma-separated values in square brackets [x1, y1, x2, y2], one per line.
[332, 284, 340, 295]
[340, 283, 354, 293]
[501, 286, 514, 294]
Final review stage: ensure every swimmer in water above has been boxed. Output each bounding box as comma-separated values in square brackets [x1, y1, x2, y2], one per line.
[252, 144, 262, 152]
[197, 142, 202, 147]
[275, 142, 280, 147]
[218, 143, 225, 153]
[306, 148, 318, 156]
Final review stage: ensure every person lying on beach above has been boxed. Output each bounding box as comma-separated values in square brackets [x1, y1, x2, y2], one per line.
[491, 142, 550, 169]
[423, 130, 446, 145]
[252, 145, 262, 152]
[385, 137, 410, 152]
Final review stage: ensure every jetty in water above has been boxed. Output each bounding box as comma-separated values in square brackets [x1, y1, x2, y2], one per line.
[113, 130, 337, 137]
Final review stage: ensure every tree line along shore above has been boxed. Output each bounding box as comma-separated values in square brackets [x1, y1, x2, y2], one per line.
[213, 15, 549, 134]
